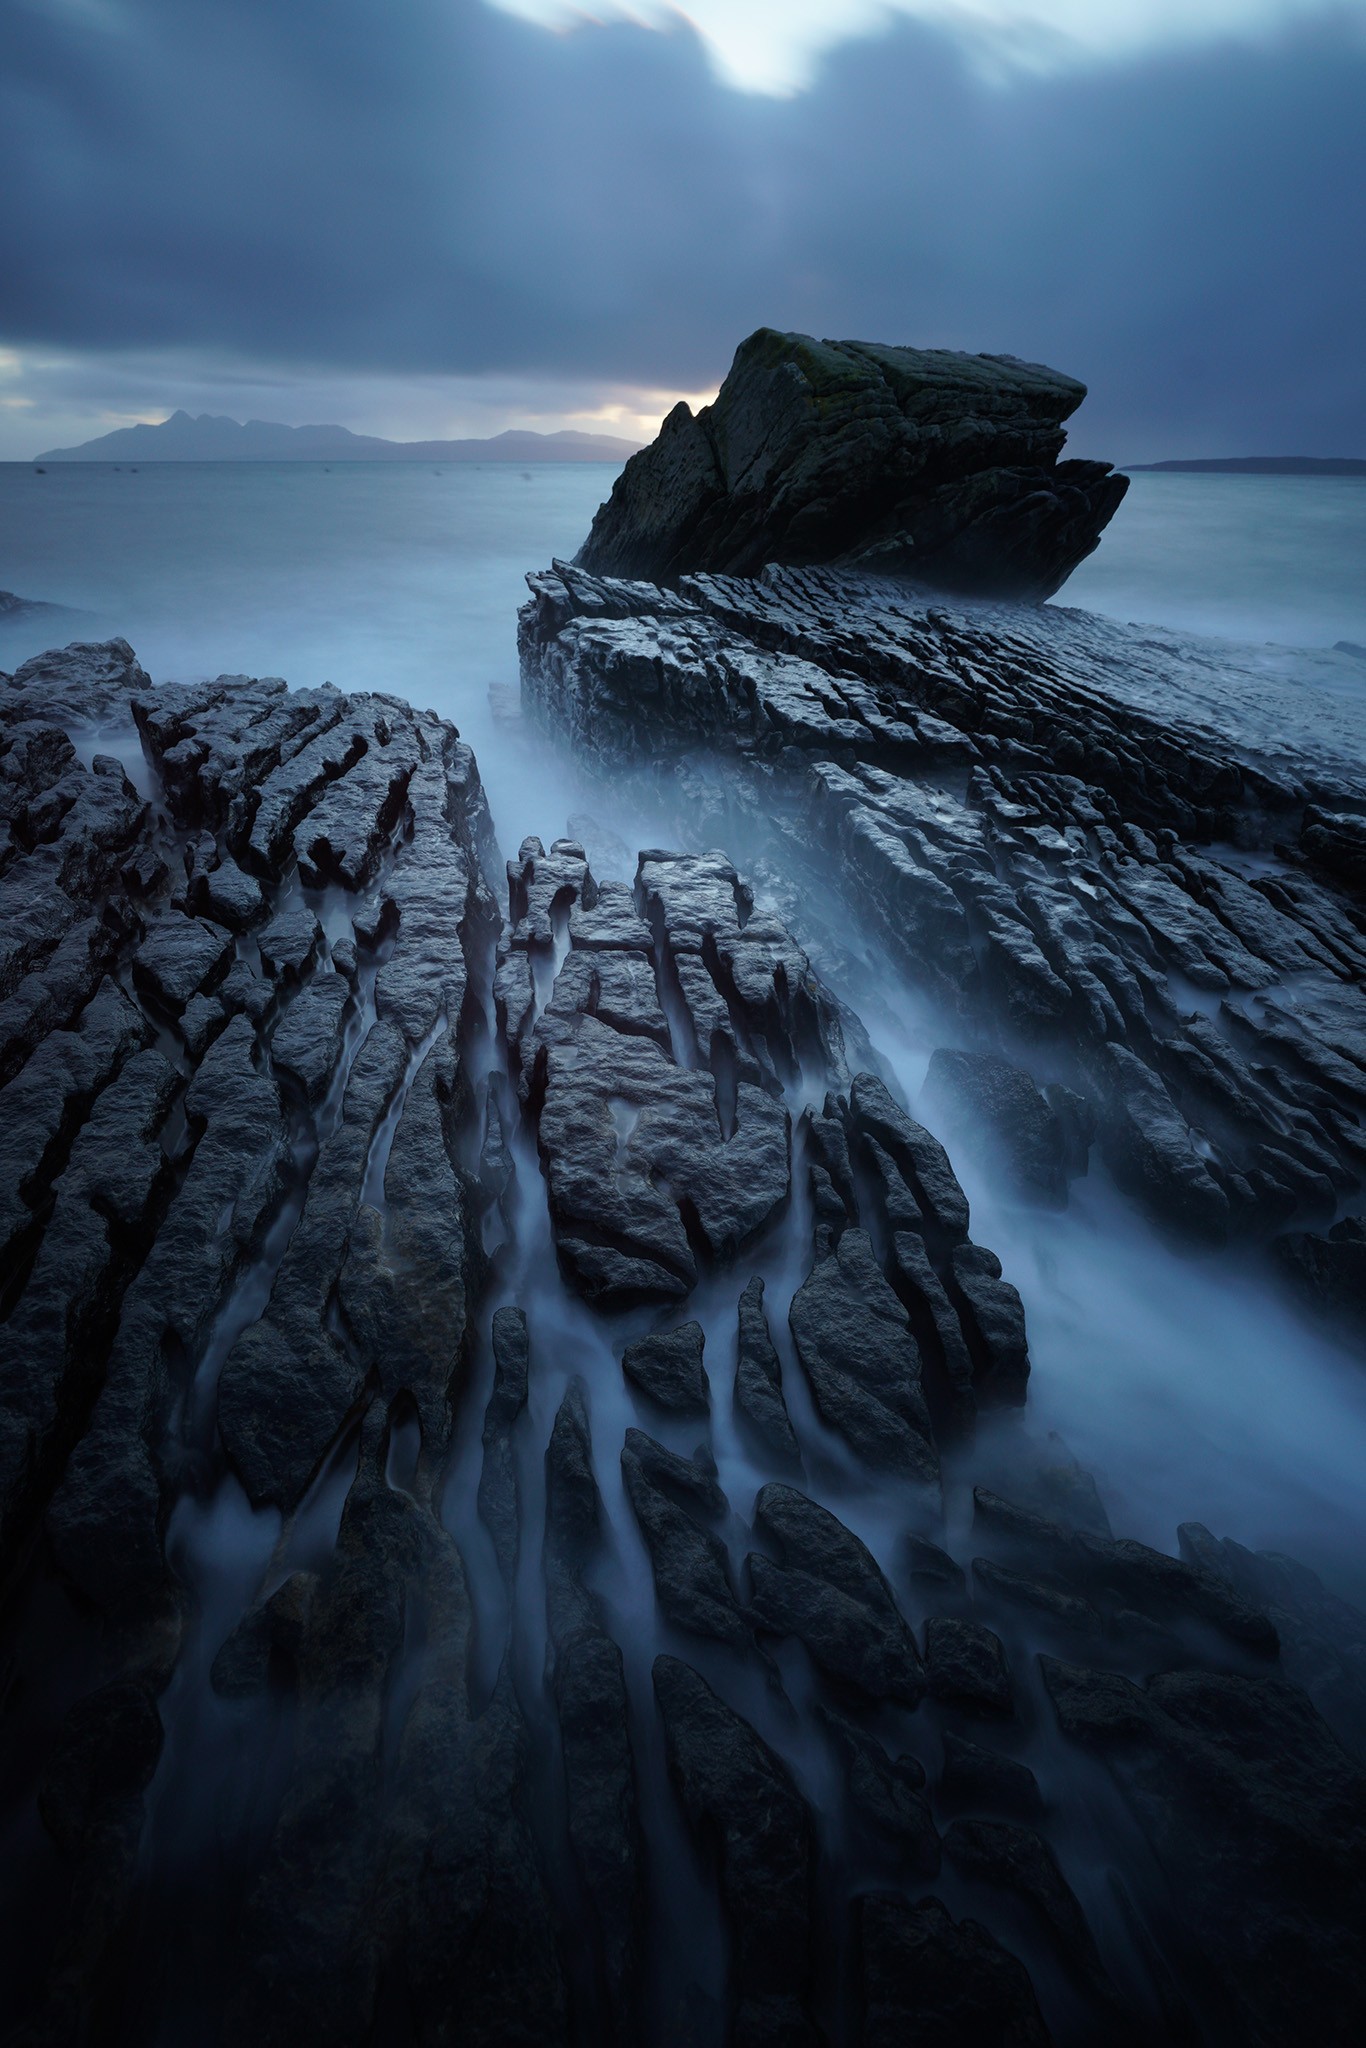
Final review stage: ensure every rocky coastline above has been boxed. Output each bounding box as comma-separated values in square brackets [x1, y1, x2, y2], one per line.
[3, 343, 1366, 2045]
[519, 557, 1366, 1292]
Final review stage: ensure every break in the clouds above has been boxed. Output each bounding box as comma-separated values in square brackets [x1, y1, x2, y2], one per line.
[493, 0, 1359, 93]
[1, 0, 1363, 460]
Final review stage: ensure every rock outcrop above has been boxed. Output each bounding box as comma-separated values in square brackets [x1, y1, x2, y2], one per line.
[521, 558, 1366, 1259]
[575, 327, 1128, 601]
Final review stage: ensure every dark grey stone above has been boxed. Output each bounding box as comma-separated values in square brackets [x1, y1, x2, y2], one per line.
[478, 1306, 530, 1585]
[734, 1276, 799, 1461]
[939, 1732, 1043, 1818]
[653, 1654, 823, 2047]
[921, 1048, 1069, 1207]
[818, 1705, 939, 1874]
[578, 328, 1126, 602]
[621, 1321, 710, 1416]
[622, 1434, 748, 1652]
[854, 1892, 1052, 2048]
[924, 1618, 1014, 1716]
[789, 1229, 938, 1483]
[1043, 1657, 1366, 2046]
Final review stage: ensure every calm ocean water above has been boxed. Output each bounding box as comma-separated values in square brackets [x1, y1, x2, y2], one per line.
[1065, 469, 1366, 651]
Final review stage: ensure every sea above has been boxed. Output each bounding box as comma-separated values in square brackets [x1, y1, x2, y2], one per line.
[3, 459, 1366, 1584]
[2, 460, 1365, 840]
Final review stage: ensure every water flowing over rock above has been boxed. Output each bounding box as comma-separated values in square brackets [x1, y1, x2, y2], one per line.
[575, 327, 1128, 601]
[3, 625, 1366, 2048]
[521, 558, 1366, 1258]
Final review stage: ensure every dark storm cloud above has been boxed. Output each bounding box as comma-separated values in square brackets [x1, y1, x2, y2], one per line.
[1, 0, 1363, 452]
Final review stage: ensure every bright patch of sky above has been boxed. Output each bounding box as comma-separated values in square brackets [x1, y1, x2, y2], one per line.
[3, 0, 1362, 458]
[491, 0, 1365, 92]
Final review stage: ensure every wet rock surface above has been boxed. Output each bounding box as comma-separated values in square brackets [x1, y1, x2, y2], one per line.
[576, 327, 1127, 601]
[504, 838, 818, 1307]
[749, 1482, 926, 1705]
[734, 1275, 800, 1462]
[789, 1227, 940, 1483]
[1271, 1216, 1366, 1350]
[3, 632, 1366, 2048]
[653, 1653, 823, 2046]
[1043, 1658, 1366, 2045]
[520, 556, 1366, 1265]
[855, 1891, 1053, 2048]
[922, 1047, 1071, 1207]
[621, 1320, 711, 1415]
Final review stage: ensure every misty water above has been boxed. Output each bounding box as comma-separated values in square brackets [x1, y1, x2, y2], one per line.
[3, 458, 1366, 1603]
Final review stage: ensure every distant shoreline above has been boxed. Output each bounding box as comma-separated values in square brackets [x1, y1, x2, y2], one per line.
[1128, 456, 1366, 477]
[31, 410, 643, 464]
[11, 457, 627, 467]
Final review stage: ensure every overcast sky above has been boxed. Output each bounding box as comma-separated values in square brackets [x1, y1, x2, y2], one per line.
[1, 0, 1363, 460]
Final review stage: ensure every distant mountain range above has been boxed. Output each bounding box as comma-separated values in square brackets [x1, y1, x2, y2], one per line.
[0, 589, 79, 622]
[34, 410, 643, 463]
[1129, 456, 1366, 476]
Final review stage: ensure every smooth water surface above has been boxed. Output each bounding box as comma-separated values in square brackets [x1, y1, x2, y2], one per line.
[1066, 469, 1366, 649]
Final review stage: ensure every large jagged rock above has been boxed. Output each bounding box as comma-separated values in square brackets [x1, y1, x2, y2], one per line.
[748, 1483, 925, 1704]
[536, 1013, 791, 1306]
[0, 642, 510, 2044]
[1270, 1217, 1366, 1348]
[921, 1048, 1071, 1208]
[621, 1321, 711, 1415]
[788, 1227, 939, 1484]
[818, 1702, 940, 1875]
[925, 1618, 1015, 1717]
[942, 1819, 1117, 2009]
[543, 1383, 643, 2044]
[972, 1486, 1280, 1657]
[623, 1432, 749, 1652]
[500, 840, 864, 1309]
[854, 1893, 1052, 2048]
[575, 327, 1127, 601]
[1177, 1521, 1366, 1747]
[939, 1732, 1042, 1819]
[477, 1306, 530, 1585]
[220, 1026, 480, 1511]
[734, 1276, 800, 1462]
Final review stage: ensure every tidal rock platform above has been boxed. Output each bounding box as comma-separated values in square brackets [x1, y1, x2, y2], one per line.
[521, 558, 1366, 1274]
[1, 623, 1365, 2046]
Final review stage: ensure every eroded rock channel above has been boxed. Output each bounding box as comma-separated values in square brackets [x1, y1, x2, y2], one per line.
[2, 606, 1365, 2048]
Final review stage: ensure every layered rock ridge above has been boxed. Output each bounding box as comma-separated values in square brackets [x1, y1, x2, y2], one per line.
[575, 328, 1128, 601]
[521, 560, 1366, 1280]
[3, 637, 1366, 2046]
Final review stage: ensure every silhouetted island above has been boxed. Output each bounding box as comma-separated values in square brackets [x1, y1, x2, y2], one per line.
[34, 411, 643, 463]
[1131, 456, 1366, 476]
